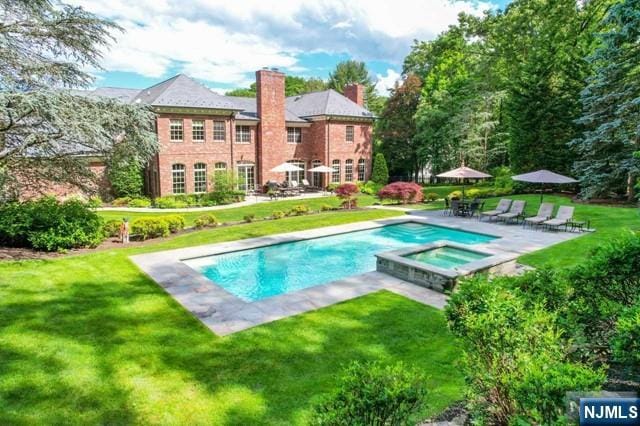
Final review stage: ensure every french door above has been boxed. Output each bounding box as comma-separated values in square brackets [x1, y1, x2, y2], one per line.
[237, 164, 255, 191]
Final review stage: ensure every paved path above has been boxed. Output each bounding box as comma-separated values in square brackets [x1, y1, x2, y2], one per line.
[99, 192, 329, 213]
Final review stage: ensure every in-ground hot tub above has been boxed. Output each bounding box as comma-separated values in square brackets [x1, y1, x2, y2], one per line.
[376, 241, 518, 293]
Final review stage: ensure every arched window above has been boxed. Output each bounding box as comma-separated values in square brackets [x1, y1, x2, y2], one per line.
[358, 159, 366, 181]
[345, 159, 354, 182]
[331, 159, 340, 183]
[172, 164, 185, 194]
[286, 160, 305, 183]
[214, 162, 227, 171]
[193, 163, 207, 193]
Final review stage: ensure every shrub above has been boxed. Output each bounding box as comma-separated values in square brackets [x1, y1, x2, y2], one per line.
[289, 205, 309, 216]
[371, 153, 389, 184]
[610, 304, 640, 366]
[326, 183, 339, 192]
[311, 361, 426, 426]
[320, 204, 333, 212]
[163, 215, 185, 233]
[446, 275, 604, 425]
[131, 217, 169, 240]
[87, 196, 103, 208]
[112, 197, 132, 207]
[193, 214, 218, 229]
[271, 210, 285, 220]
[423, 191, 439, 202]
[153, 196, 180, 209]
[128, 197, 151, 208]
[103, 219, 122, 238]
[0, 197, 104, 251]
[361, 180, 383, 195]
[447, 190, 462, 199]
[378, 182, 424, 204]
[107, 160, 144, 198]
[243, 214, 256, 223]
[335, 183, 359, 209]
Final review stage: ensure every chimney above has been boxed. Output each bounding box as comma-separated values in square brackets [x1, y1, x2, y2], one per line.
[343, 83, 364, 107]
[256, 69, 286, 184]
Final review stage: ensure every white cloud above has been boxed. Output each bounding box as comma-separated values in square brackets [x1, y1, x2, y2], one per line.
[69, 0, 498, 85]
[375, 69, 402, 96]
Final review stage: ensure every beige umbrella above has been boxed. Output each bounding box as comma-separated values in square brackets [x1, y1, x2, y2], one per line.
[309, 165, 334, 193]
[270, 162, 303, 172]
[437, 166, 492, 200]
[512, 169, 578, 202]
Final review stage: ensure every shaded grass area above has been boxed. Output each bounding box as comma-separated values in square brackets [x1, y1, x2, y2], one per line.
[0, 209, 465, 424]
[479, 194, 640, 268]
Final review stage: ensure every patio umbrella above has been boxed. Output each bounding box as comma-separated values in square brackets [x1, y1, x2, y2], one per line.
[511, 169, 578, 202]
[308, 165, 334, 192]
[270, 162, 303, 172]
[436, 166, 492, 201]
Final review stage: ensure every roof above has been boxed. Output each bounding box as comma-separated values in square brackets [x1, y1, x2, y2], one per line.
[286, 89, 374, 119]
[76, 74, 373, 122]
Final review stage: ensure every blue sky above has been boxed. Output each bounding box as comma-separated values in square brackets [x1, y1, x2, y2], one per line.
[69, 0, 510, 95]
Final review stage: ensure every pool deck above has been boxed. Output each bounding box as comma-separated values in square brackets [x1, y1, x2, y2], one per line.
[130, 212, 583, 336]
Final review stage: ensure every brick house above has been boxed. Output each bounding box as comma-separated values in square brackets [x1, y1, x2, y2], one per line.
[84, 69, 374, 197]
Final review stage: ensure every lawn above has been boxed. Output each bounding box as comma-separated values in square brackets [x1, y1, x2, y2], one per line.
[0, 208, 465, 424]
[478, 194, 640, 268]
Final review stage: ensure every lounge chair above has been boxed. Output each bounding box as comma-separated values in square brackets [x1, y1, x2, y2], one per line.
[523, 203, 554, 228]
[497, 200, 526, 224]
[543, 206, 574, 231]
[480, 199, 512, 221]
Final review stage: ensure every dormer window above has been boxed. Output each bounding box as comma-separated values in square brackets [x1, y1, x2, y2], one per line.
[287, 127, 302, 144]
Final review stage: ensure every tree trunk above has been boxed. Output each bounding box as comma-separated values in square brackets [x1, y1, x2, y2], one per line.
[627, 173, 636, 202]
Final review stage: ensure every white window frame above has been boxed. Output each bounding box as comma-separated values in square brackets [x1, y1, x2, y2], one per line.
[235, 125, 250, 143]
[192, 120, 205, 142]
[345, 125, 354, 143]
[172, 164, 185, 194]
[193, 162, 207, 193]
[287, 127, 302, 144]
[170, 119, 183, 142]
[358, 159, 366, 181]
[345, 159, 354, 182]
[331, 160, 340, 183]
[213, 121, 226, 142]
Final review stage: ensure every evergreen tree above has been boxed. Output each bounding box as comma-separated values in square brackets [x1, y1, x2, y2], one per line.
[371, 153, 389, 184]
[572, 0, 640, 200]
[328, 60, 384, 115]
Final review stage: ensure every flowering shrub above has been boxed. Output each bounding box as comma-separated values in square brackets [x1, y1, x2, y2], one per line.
[335, 183, 359, 209]
[378, 182, 424, 204]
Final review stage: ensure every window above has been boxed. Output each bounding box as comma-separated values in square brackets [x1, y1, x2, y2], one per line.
[345, 125, 354, 143]
[311, 159, 322, 188]
[345, 159, 354, 182]
[214, 162, 227, 171]
[213, 121, 225, 141]
[237, 163, 255, 191]
[172, 164, 185, 194]
[192, 120, 205, 142]
[331, 159, 340, 183]
[358, 159, 366, 181]
[236, 125, 250, 143]
[170, 119, 183, 141]
[287, 127, 302, 143]
[286, 160, 305, 183]
[194, 163, 207, 193]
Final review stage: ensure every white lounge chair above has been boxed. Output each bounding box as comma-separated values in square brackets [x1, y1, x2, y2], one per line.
[543, 206, 575, 231]
[497, 200, 526, 224]
[523, 203, 554, 228]
[480, 199, 512, 221]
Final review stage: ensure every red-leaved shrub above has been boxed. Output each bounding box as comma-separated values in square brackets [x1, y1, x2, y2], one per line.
[335, 183, 359, 209]
[377, 182, 424, 204]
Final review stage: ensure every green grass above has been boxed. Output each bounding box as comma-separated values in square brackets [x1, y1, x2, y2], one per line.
[98, 195, 380, 226]
[420, 185, 463, 199]
[0, 208, 465, 424]
[478, 194, 640, 268]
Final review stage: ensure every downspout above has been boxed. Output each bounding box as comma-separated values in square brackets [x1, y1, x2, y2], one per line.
[230, 114, 235, 171]
[326, 117, 330, 188]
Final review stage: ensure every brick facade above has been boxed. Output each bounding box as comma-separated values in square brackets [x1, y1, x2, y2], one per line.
[145, 72, 372, 196]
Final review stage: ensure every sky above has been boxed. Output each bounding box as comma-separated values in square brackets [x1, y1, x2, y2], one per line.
[68, 0, 510, 96]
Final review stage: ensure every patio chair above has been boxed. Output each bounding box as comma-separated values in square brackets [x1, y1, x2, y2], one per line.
[450, 199, 461, 216]
[466, 200, 484, 219]
[497, 200, 527, 224]
[523, 203, 554, 229]
[480, 199, 512, 221]
[442, 198, 451, 216]
[542, 206, 575, 231]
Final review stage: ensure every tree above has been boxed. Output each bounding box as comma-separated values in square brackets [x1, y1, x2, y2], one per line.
[327, 60, 384, 115]
[225, 76, 328, 98]
[377, 74, 423, 180]
[371, 153, 389, 184]
[571, 0, 640, 200]
[0, 0, 157, 196]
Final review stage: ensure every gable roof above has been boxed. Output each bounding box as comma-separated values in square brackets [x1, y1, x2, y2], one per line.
[286, 89, 374, 119]
[132, 74, 241, 110]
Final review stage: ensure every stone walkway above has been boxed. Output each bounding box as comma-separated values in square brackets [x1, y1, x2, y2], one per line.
[99, 191, 329, 213]
[130, 214, 584, 336]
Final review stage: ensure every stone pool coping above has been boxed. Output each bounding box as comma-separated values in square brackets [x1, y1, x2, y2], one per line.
[130, 214, 582, 336]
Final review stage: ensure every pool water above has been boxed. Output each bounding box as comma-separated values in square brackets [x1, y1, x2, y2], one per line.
[403, 247, 489, 270]
[184, 222, 495, 302]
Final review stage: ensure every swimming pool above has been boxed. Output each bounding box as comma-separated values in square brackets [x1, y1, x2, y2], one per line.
[183, 222, 495, 302]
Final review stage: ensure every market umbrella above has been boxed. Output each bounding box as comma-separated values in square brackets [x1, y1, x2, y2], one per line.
[270, 162, 303, 172]
[436, 166, 492, 201]
[308, 165, 335, 192]
[511, 169, 578, 202]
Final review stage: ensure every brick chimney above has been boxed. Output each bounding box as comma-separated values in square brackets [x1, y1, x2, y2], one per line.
[256, 68, 286, 184]
[343, 83, 365, 107]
